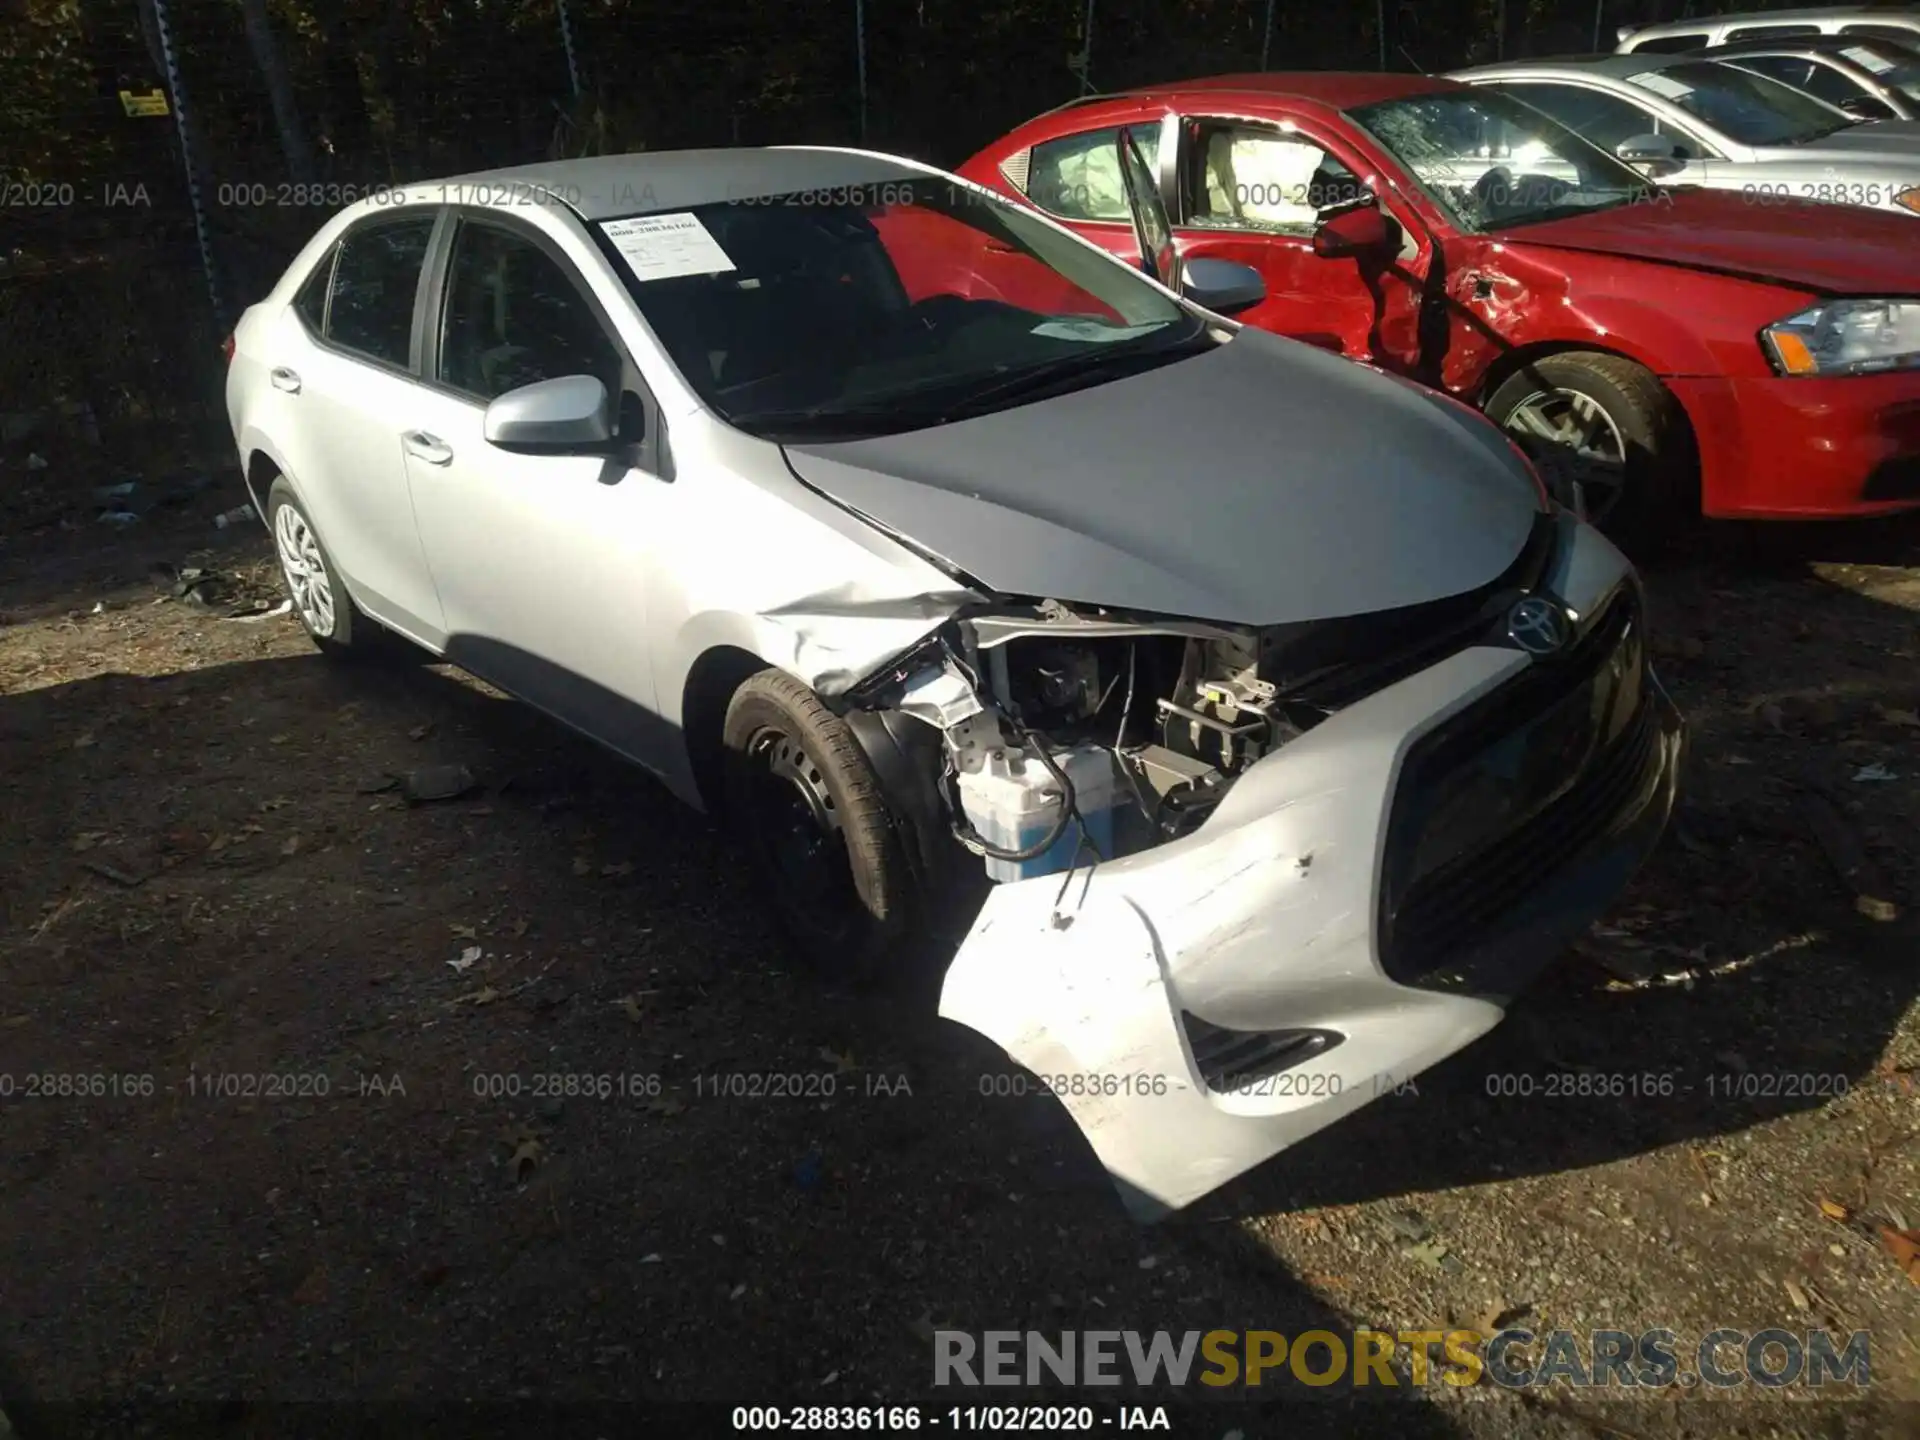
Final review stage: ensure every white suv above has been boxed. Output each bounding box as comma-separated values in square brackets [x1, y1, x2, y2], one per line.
[1617, 6, 1920, 55]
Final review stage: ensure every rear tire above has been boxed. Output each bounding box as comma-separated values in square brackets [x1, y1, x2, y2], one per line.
[267, 478, 413, 661]
[1485, 352, 1695, 540]
[721, 669, 919, 986]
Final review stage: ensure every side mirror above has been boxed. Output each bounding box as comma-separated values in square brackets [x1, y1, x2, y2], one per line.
[1614, 133, 1684, 167]
[1180, 258, 1266, 316]
[1311, 205, 1398, 259]
[483, 374, 616, 454]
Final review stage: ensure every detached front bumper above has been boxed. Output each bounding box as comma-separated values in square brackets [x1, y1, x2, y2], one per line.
[1676, 372, 1920, 519]
[939, 521, 1683, 1221]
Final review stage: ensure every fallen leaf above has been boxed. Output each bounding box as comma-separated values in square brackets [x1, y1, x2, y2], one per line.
[600, 861, 634, 878]
[409, 722, 435, 741]
[818, 1046, 856, 1073]
[279, 835, 301, 857]
[510, 917, 529, 938]
[612, 994, 644, 1024]
[1784, 1279, 1810, 1311]
[509, 1135, 544, 1182]
[268, 734, 290, 746]
[1819, 1198, 1851, 1222]
[449, 923, 478, 940]
[73, 731, 96, 749]
[1875, 705, 1920, 728]
[1852, 763, 1898, 783]
[259, 796, 291, 812]
[290, 1265, 328, 1305]
[452, 984, 500, 1007]
[449, 946, 482, 974]
[645, 1096, 685, 1117]
[1881, 1228, 1920, 1285]
[572, 855, 592, 876]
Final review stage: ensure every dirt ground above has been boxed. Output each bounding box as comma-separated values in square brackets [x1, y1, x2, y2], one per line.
[1, 466, 1918, 1438]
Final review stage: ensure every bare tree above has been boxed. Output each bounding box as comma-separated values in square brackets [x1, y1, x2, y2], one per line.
[240, 0, 316, 183]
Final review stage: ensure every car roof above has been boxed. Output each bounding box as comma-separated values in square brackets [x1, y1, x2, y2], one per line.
[1050, 71, 1470, 114]
[1456, 52, 1737, 80]
[1631, 6, 1917, 31]
[1692, 32, 1919, 54]
[408, 147, 928, 221]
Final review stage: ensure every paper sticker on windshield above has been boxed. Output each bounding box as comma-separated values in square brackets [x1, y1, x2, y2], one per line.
[1030, 320, 1165, 344]
[1633, 72, 1696, 100]
[599, 213, 735, 282]
[1842, 45, 1895, 73]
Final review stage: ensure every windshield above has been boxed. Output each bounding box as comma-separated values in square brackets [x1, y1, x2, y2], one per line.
[1833, 40, 1920, 103]
[1625, 61, 1853, 144]
[597, 180, 1207, 440]
[1348, 88, 1657, 232]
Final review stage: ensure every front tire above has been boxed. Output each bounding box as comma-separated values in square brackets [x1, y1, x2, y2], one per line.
[1485, 352, 1694, 538]
[721, 669, 919, 985]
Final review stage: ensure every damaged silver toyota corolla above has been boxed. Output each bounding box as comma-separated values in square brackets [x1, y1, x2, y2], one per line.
[227, 137, 1684, 1221]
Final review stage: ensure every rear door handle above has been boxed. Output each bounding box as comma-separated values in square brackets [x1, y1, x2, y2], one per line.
[269, 366, 302, 393]
[403, 431, 454, 466]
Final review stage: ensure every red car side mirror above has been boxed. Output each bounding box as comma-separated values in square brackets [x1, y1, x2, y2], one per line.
[1312, 206, 1396, 259]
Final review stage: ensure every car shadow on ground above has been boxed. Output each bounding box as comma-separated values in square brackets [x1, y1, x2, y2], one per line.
[0, 639, 1481, 1434]
[3, 512, 1917, 1433]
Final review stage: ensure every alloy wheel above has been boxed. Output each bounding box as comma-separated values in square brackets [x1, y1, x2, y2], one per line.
[273, 502, 336, 638]
[1501, 387, 1629, 525]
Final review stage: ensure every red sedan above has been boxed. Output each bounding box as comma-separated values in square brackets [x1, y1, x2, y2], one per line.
[958, 73, 1920, 527]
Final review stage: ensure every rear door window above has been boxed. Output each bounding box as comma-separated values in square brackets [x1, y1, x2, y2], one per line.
[323, 217, 436, 370]
[1025, 125, 1163, 222]
[1734, 54, 1869, 106]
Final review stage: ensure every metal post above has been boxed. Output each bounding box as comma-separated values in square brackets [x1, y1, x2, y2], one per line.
[148, 0, 222, 327]
[558, 0, 582, 99]
[1377, 0, 1387, 69]
[856, 0, 868, 141]
[1260, 0, 1275, 70]
[1592, 0, 1606, 51]
[1080, 0, 1097, 93]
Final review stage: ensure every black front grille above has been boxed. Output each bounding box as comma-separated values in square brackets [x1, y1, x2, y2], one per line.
[1184, 1014, 1342, 1094]
[1379, 588, 1658, 982]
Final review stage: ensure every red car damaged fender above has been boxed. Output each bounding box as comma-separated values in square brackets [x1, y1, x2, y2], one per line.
[958, 72, 1920, 523]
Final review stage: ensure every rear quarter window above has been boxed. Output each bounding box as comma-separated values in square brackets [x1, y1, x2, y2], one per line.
[293, 250, 334, 333]
[323, 217, 436, 369]
[1626, 33, 1709, 53]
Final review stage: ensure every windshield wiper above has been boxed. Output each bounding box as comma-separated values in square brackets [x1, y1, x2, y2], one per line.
[933, 332, 1215, 418]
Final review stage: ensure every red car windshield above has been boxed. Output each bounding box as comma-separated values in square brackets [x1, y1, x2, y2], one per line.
[1349, 88, 1657, 232]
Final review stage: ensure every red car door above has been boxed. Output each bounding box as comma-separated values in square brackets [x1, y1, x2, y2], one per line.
[1167, 106, 1432, 373]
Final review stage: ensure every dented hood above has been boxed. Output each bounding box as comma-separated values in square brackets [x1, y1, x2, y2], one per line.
[1499, 188, 1920, 294]
[782, 328, 1541, 626]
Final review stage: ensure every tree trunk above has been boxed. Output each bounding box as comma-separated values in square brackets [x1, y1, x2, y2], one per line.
[240, 0, 316, 183]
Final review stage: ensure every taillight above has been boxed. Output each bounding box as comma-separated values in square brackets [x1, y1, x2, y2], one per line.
[221, 332, 236, 365]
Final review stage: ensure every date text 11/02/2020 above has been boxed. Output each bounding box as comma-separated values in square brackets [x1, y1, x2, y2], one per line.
[730, 1405, 1174, 1431]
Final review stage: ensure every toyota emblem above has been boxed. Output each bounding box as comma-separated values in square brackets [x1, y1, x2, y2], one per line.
[1508, 596, 1571, 655]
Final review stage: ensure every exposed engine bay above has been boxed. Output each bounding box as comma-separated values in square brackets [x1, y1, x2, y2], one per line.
[844, 599, 1339, 888]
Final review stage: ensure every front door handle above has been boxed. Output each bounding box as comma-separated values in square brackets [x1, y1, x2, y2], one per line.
[403, 431, 454, 466]
[269, 366, 302, 393]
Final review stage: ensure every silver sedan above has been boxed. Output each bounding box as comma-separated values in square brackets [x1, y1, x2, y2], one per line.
[1452, 53, 1920, 215]
[225, 143, 1681, 1220]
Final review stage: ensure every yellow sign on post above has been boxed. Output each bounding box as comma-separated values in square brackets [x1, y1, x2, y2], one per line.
[119, 89, 171, 118]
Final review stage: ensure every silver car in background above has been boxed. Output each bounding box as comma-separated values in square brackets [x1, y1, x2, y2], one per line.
[1452, 52, 1920, 215]
[1617, 6, 1920, 54]
[224, 142, 1682, 1220]
[1693, 33, 1920, 120]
